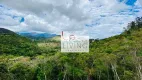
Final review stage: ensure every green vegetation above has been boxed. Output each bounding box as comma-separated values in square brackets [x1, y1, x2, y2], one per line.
[0, 17, 142, 80]
[0, 28, 40, 56]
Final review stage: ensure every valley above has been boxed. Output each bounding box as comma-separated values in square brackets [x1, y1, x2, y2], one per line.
[0, 17, 142, 80]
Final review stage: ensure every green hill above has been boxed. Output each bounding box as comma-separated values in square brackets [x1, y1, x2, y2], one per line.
[0, 28, 15, 34]
[33, 17, 142, 80]
[0, 28, 40, 56]
[0, 17, 142, 80]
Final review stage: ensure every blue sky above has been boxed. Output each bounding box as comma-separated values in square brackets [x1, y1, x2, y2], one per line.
[119, 0, 137, 5]
[0, 0, 142, 39]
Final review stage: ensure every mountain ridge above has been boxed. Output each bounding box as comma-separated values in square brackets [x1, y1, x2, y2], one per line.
[0, 28, 40, 56]
[17, 32, 57, 40]
[0, 28, 15, 34]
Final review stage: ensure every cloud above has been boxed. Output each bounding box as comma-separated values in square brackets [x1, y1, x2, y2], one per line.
[0, 0, 141, 39]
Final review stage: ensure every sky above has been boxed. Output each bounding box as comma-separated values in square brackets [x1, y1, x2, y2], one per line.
[0, 0, 142, 39]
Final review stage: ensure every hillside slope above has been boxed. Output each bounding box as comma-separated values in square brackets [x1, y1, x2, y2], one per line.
[0, 28, 39, 56]
[0, 17, 142, 80]
[0, 28, 15, 34]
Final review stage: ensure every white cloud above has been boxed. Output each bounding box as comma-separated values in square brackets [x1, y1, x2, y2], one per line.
[0, 0, 141, 39]
[138, 0, 142, 6]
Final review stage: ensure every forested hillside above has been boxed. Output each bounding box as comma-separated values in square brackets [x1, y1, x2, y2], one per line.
[0, 28, 40, 56]
[0, 17, 142, 80]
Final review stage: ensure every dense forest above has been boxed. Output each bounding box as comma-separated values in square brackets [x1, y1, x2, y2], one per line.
[0, 17, 142, 80]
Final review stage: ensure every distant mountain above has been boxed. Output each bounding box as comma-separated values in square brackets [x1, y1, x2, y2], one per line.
[17, 32, 57, 40]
